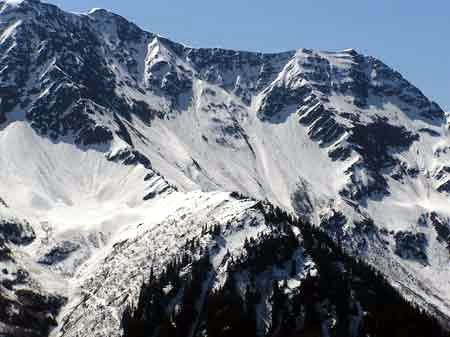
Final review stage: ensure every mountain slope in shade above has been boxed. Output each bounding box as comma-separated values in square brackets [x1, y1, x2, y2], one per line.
[0, 1, 450, 336]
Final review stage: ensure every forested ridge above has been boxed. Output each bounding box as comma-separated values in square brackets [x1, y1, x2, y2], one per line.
[122, 202, 449, 337]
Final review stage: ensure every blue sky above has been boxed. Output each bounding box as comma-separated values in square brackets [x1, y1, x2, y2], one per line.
[51, 0, 449, 110]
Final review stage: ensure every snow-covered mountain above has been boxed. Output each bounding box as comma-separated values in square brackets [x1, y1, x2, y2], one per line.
[0, 1, 449, 336]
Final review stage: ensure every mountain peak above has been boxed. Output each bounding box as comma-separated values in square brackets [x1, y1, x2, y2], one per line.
[342, 47, 359, 54]
[0, 0, 26, 13]
[88, 7, 106, 14]
[0, 0, 42, 8]
[2, 0, 27, 6]
[87, 6, 118, 17]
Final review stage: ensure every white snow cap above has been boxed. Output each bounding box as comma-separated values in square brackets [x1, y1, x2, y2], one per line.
[88, 8, 103, 14]
[87, 7, 114, 16]
[3, 0, 26, 5]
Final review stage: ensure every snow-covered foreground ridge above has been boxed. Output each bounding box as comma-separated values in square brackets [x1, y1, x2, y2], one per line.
[0, 0, 450, 336]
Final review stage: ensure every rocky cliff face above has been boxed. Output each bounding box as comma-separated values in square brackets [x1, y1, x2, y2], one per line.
[0, 1, 449, 336]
